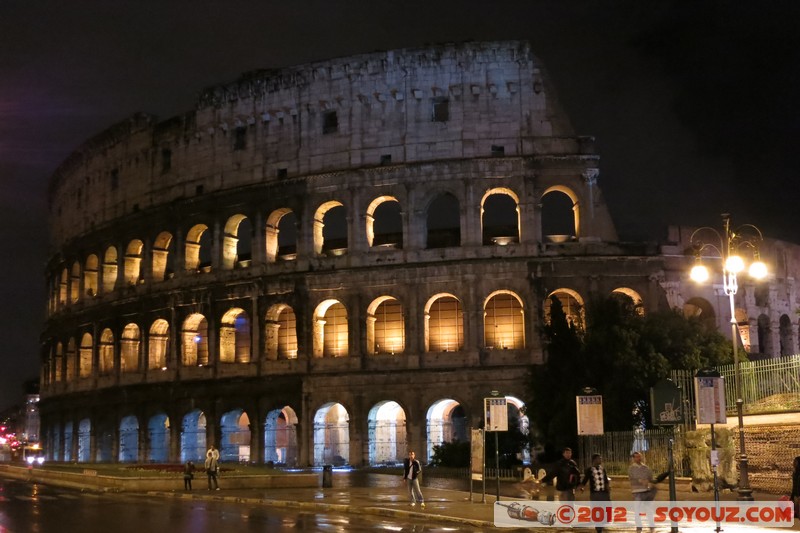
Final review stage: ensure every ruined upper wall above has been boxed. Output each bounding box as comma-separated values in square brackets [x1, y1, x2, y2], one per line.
[47, 40, 584, 249]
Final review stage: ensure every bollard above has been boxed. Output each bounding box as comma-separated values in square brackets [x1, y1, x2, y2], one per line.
[322, 464, 333, 488]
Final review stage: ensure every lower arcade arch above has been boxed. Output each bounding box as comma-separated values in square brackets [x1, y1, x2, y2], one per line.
[181, 410, 207, 462]
[148, 413, 170, 462]
[505, 396, 530, 463]
[220, 409, 251, 462]
[264, 406, 299, 466]
[119, 415, 139, 462]
[426, 399, 467, 461]
[367, 401, 407, 465]
[313, 403, 350, 466]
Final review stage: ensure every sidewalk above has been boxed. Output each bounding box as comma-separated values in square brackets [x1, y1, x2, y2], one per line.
[142, 473, 800, 531]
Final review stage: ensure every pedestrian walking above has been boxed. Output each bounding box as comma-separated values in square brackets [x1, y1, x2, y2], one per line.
[402, 450, 425, 508]
[628, 451, 655, 533]
[543, 447, 581, 502]
[580, 454, 610, 533]
[205, 446, 220, 491]
[183, 460, 194, 491]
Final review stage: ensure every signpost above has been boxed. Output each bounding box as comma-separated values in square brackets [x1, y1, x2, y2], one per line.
[470, 428, 485, 503]
[695, 369, 726, 533]
[576, 393, 603, 435]
[650, 379, 683, 533]
[485, 392, 507, 501]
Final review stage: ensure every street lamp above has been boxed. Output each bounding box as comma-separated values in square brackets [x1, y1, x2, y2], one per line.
[689, 213, 768, 501]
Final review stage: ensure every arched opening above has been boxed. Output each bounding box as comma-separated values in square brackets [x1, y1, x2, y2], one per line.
[481, 189, 520, 245]
[425, 294, 464, 352]
[222, 214, 251, 270]
[545, 289, 585, 331]
[366, 196, 403, 249]
[313, 403, 349, 466]
[185, 224, 210, 272]
[265, 304, 298, 359]
[77, 418, 91, 462]
[758, 314, 772, 356]
[84, 254, 99, 297]
[368, 401, 407, 465]
[266, 209, 298, 262]
[182, 313, 209, 366]
[98, 328, 114, 375]
[79, 333, 93, 378]
[65, 338, 76, 382]
[264, 406, 298, 466]
[735, 308, 752, 353]
[53, 343, 63, 383]
[120, 323, 141, 373]
[425, 193, 460, 249]
[70, 262, 81, 303]
[611, 288, 645, 316]
[367, 296, 405, 355]
[148, 319, 170, 370]
[151, 231, 174, 281]
[541, 188, 578, 243]
[181, 410, 207, 463]
[102, 246, 118, 293]
[63, 421, 73, 462]
[58, 268, 68, 307]
[506, 396, 531, 463]
[683, 297, 716, 331]
[220, 308, 251, 363]
[426, 399, 467, 461]
[124, 239, 144, 285]
[220, 409, 251, 463]
[96, 425, 113, 462]
[779, 314, 793, 355]
[147, 413, 170, 463]
[119, 415, 139, 463]
[314, 201, 347, 256]
[313, 300, 348, 357]
[484, 291, 525, 350]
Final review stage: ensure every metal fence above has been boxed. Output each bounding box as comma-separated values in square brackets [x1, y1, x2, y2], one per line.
[578, 427, 688, 478]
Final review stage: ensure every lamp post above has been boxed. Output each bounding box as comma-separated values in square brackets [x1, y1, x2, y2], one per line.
[689, 213, 768, 502]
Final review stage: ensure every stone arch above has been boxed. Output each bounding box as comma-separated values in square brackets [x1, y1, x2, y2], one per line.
[119, 415, 139, 462]
[313, 201, 347, 256]
[102, 246, 118, 293]
[58, 267, 68, 306]
[483, 290, 525, 350]
[220, 308, 251, 363]
[77, 418, 91, 462]
[424, 293, 464, 352]
[70, 261, 81, 303]
[220, 409, 251, 463]
[96, 421, 114, 462]
[683, 297, 716, 330]
[265, 303, 298, 359]
[65, 337, 77, 382]
[182, 313, 209, 366]
[426, 399, 467, 461]
[124, 239, 144, 285]
[425, 192, 460, 249]
[147, 413, 170, 462]
[181, 410, 207, 463]
[366, 296, 405, 355]
[84, 254, 99, 297]
[151, 231, 174, 281]
[313, 299, 349, 357]
[735, 308, 753, 352]
[367, 400, 407, 465]
[62, 421, 74, 462]
[779, 314, 794, 355]
[481, 187, 520, 245]
[366, 196, 403, 248]
[148, 319, 170, 370]
[98, 328, 114, 375]
[313, 402, 350, 466]
[545, 289, 585, 331]
[264, 406, 298, 466]
[506, 396, 531, 463]
[120, 323, 141, 373]
[541, 186, 578, 243]
[185, 223, 209, 271]
[266, 208, 298, 262]
[222, 214, 251, 270]
[611, 287, 645, 316]
[79, 332, 93, 378]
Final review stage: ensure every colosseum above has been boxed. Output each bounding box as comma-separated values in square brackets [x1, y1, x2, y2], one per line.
[40, 40, 800, 466]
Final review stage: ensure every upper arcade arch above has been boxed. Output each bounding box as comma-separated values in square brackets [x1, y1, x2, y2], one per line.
[313, 299, 349, 357]
[151, 231, 174, 281]
[222, 214, 251, 270]
[265, 303, 298, 359]
[313, 201, 347, 256]
[102, 246, 118, 293]
[182, 313, 209, 366]
[266, 208, 297, 262]
[366, 196, 403, 249]
[541, 186, 578, 243]
[184, 223, 210, 272]
[220, 308, 251, 363]
[124, 239, 144, 285]
[366, 296, 405, 355]
[424, 293, 464, 352]
[481, 187, 520, 246]
[425, 192, 460, 249]
[611, 287, 645, 316]
[483, 290, 525, 350]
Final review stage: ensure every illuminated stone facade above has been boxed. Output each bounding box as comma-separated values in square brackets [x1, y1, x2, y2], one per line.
[39, 41, 800, 465]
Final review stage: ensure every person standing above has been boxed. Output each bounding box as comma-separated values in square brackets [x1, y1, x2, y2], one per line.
[580, 454, 611, 533]
[205, 446, 220, 491]
[544, 447, 581, 502]
[183, 461, 194, 491]
[628, 451, 655, 533]
[402, 450, 425, 508]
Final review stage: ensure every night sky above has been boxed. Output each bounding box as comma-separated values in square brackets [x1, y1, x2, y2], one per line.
[1, 1, 798, 411]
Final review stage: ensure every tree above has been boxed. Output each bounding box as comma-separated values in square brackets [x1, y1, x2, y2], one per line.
[528, 294, 733, 448]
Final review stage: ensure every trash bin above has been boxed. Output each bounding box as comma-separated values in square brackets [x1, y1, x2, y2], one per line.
[322, 464, 333, 488]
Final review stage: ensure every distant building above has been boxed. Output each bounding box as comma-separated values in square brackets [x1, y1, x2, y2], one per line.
[39, 41, 800, 465]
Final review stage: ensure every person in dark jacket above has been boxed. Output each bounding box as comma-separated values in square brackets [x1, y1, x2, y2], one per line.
[543, 447, 581, 502]
[402, 450, 425, 508]
[580, 454, 610, 533]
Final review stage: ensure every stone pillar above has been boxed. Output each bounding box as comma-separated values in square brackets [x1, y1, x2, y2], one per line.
[251, 410, 264, 464]
[252, 211, 266, 265]
[210, 219, 222, 271]
[579, 168, 600, 242]
[169, 412, 182, 462]
[462, 183, 481, 247]
[313, 318, 325, 358]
